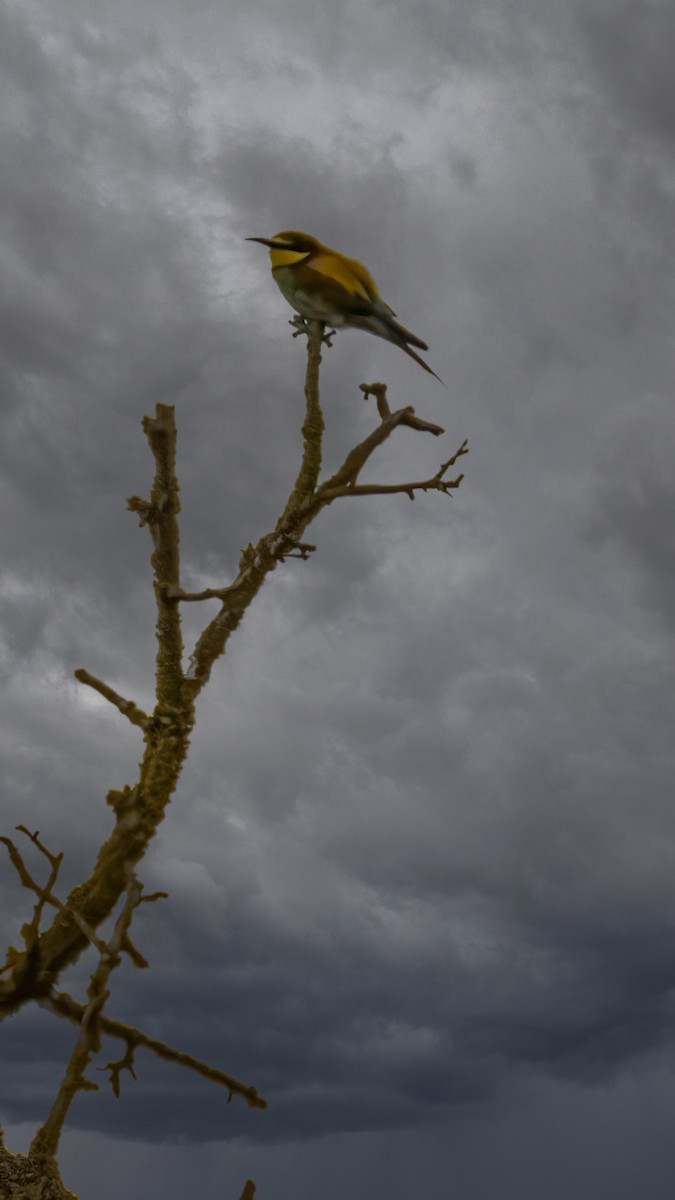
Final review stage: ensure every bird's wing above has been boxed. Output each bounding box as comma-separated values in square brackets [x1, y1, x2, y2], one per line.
[307, 252, 398, 317]
[344, 254, 398, 316]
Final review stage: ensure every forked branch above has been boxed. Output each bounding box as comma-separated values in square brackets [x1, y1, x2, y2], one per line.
[42, 989, 267, 1110]
[29, 873, 147, 1163]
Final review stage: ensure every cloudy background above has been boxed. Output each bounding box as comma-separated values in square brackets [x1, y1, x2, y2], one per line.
[2, 0, 675, 1196]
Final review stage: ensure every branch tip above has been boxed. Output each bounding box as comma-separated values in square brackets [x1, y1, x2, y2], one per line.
[74, 668, 150, 731]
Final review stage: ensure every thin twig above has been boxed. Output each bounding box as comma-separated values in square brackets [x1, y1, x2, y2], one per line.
[0, 828, 107, 954]
[0, 828, 63, 956]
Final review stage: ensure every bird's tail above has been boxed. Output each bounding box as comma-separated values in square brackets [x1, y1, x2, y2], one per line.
[385, 316, 429, 351]
[351, 311, 445, 384]
[397, 338, 445, 384]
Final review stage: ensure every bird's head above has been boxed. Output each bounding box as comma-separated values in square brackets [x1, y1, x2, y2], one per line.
[246, 231, 322, 253]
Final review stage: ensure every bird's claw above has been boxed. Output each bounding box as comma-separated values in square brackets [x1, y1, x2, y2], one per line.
[289, 316, 310, 339]
[289, 316, 336, 347]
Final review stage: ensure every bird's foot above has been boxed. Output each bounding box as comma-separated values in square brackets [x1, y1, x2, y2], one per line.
[289, 315, 311, 339]
[289, 316, 336, 347]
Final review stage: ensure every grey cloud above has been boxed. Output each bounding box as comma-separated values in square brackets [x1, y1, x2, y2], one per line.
[578, 1, 675, 145]
[3, 1, 675, 1196]
[585, 394, 675, 631]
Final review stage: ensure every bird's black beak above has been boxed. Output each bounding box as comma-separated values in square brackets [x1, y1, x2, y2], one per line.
[246, 236, 279, 248]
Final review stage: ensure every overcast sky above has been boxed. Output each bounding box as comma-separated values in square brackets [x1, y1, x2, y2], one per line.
[2, 0, 675, 1197]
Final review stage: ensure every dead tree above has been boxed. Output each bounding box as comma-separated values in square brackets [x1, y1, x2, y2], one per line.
[0, 321, 467, 1199]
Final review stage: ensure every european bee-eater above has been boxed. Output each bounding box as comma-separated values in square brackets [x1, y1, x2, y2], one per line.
[246, 230, 443, 383]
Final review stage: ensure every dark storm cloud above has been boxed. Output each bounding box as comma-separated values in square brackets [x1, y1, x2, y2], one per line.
[213, 131, 409, 258]
[0, 4, 231, 590]
[578, 0, 675, 145]
[3, 2, 675, 1197]
[585, 394, 675, 632]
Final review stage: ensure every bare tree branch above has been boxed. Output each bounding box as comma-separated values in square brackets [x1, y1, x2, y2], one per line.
[321, 439, 469, 502]
[283, 318, 326, 507]
[0, 407, 197, 1015]
[0, 828, 63, 961]
[41, 990, 268, 1110]
[0, 826, 122, 969]
[359, 380, 444, 433]
[29, 874, 144, 1163]
[74, 668, 150, 730]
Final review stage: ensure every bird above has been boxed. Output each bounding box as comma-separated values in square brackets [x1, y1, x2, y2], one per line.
[246, 230, 443, 383]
